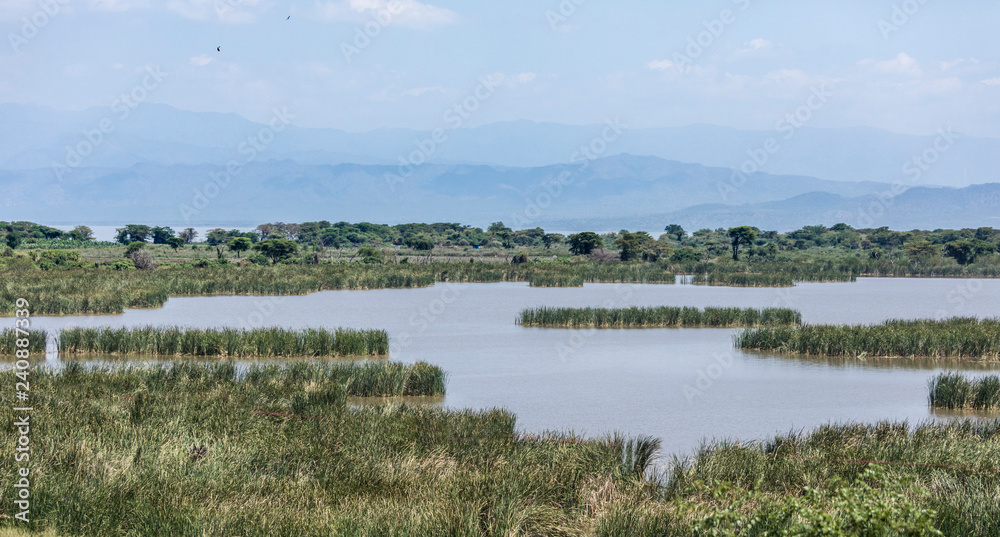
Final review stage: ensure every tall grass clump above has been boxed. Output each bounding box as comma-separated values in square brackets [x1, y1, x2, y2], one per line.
[736, 317, 1000, 360]
[929, 373, 1000, 410]
[0, 363, 664, 536]
[0, 328, 47, 354]
[519, 306, 801, 328]
[57, 326, 389, 357]
[688, 272, 795, 287]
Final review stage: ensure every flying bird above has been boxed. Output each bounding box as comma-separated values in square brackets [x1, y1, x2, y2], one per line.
[286, 15, 290, 20]
[217, 46, 221, 52]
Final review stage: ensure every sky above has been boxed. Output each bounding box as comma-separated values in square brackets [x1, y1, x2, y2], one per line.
[2, 0, 1000, 136]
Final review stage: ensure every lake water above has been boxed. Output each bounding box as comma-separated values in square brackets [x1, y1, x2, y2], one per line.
[26, 277, 1000, 459]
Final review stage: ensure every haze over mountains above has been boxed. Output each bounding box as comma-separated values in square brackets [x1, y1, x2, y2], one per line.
[2, 103, 999, 232]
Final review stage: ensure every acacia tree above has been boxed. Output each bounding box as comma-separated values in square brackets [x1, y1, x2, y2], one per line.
[728, 226, 758, 261]
[253, 239, 298, 264]
[665, 224, 686, 241]
[179, 228, 198, 243]
[568, 232, 603, 256]
[228, 237, 253, 258]
[115, 225, 151, 244]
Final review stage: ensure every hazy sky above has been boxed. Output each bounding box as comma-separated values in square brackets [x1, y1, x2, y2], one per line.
[3, 0, 999, 136]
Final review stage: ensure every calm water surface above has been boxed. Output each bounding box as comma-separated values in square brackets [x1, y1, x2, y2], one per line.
[28, 277, 1000, 458]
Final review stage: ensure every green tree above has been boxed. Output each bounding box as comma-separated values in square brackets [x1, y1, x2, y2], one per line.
[664, 224, 686, 241]
[541, 233, 564, 249]
[404, 235, 435, 251]
[568, 232, 603, 256]
[905, 240, 938, 265]
[114, 224, 151, 244]
[943, 239, 995, 265]
[66, 225, 94, 241]
[616, 231, 655, 262]
[228, 237, 253, 258]
[151, 226, 176, 244]
[5, 233, 21, 249]
[728, 226, 758, 261]
[357, 246, 384, 264]
[252, 239, 298, 264]
[205, 228, 229, 246]
[166, 237, 185, 251]
[124, 241, 145, 257]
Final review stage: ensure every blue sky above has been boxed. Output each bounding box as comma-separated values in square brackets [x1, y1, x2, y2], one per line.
[3, 0, 999, 136]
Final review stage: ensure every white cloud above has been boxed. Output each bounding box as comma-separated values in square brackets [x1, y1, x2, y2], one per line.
[647, 59, 676, 71]
[166, 0, 265, 23]
[981, 78, 1000, 86]
[88, 0, 149, 11]
[862, 53, 923, 77]
[510, 72, 536, 85]
[316, 0, 457, 29]
[401, 86, 445, 97]
[189, 54, 213, 67]
[733, 38, 774, 58]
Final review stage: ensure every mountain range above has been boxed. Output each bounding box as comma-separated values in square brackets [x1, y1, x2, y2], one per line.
[1, 103, 998, 232]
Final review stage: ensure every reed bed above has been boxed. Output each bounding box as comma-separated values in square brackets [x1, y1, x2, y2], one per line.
[0, 363, 662, 536]
[929, 373, 1000, 410]
[0, 328, 47, 354]
[736, 317, 1000, 359]
[1, 263, 677, 316]
[57, 326, 389, 357]
[518, 306, 802, 328]
[688, 272, 795, 287]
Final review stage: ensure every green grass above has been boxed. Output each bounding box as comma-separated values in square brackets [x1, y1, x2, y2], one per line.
[736, 317, 1000, 359]
[689, 272, 796, 287]
[518, 306, 802, 328]
[929, 373, 1000, 410]
[0, 263, 677, 316]
[0, 328, 47, 354]
[0, 363, 654, 536]
[57, 326, 389, 357]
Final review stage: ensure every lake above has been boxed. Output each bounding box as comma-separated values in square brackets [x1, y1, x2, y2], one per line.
[27, 277, 1000, 459]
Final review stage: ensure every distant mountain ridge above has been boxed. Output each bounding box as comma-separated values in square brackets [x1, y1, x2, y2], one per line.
[2, 103, 999, 188]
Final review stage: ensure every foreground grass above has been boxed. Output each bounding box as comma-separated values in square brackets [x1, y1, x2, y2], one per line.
[0, 363, 652, 536]
[518, 306, 802, 329]
[736, 317, 1000, 360]
[0, 263, 677, 316]
[4, 363, 997, 535]
[929, 373, 1000, 410]
[58, 326, 389, 357]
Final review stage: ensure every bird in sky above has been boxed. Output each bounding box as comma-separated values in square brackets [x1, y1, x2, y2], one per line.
[286, 15, 291, 20]
[217, 46, 221, 52]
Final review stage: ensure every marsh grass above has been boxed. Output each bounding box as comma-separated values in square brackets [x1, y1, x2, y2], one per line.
[736, 317, 1000, 359]
[57, 326, 389, 357]
[519, 306, 802, 328]
[929, 373, 1000, 410]
[688, 272, 795, 287]
[0, 363, 662, 536]
[0, 328, 46, 354]
[1, 263, 676, 315]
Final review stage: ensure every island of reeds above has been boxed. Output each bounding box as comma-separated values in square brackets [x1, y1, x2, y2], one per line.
[518, 306, 802, 328]
[2, 361, 998, 535]
[929, 373, 1000, 410]
[55, 326, 389, 357]
[0, 328, 47, 354]
[736, 317, 1000, 360]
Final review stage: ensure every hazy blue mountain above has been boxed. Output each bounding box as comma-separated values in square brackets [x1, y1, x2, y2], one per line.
[544, 184, 1000, 232]
[3, 103, 999, 187]
[0, 156, 899, 228]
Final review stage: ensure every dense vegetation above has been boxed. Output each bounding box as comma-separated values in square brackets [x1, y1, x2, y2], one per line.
[0, 328, 46, 354]
[518, 306, 801, 329]
[3, 363, 997, 535]
[736, 318, 1000, 360]
[57, 326, 389, 357]
[929, 373, 1000, 410]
